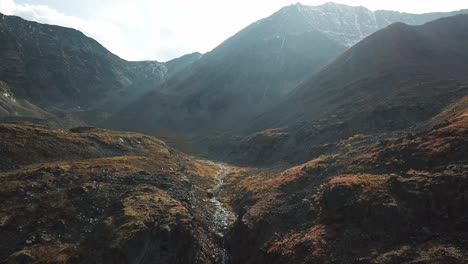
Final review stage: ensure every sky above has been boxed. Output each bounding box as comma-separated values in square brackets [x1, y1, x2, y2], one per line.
[0, 0, 467, 62]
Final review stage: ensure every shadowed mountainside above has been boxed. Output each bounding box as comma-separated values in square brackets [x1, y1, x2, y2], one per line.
[0, 13, 200, 126]
[214, 14, 468, 165]
[109, 3, 468, 134]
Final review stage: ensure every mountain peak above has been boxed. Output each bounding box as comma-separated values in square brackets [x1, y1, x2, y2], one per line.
[280, 2, 303, 11]
[322, 2, 342, 6]
[316, 1, 369, 10]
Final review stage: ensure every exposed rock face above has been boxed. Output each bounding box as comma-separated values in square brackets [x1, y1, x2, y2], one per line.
[0, 81, 51, 120]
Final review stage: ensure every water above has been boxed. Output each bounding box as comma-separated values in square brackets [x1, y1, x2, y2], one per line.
[207, 163, 235, 264]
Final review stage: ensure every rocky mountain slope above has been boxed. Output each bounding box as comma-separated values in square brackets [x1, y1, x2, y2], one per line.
[0, 13, 200, 126]
[0, 81, 51, 121]
[110, 2, 468, 134]
[219, 14, 468, 165]
[222, 95, 468, 263]
[0, 123, 235, 263]
[293, 2, 468, 47]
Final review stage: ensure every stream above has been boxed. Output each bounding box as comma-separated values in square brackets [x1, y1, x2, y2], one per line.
[207, 163, 235, 264]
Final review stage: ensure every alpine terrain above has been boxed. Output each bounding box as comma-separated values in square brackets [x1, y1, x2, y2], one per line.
[0, 2, 467, 264]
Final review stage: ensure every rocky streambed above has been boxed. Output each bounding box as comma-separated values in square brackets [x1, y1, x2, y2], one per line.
[206, 162, 236, 264]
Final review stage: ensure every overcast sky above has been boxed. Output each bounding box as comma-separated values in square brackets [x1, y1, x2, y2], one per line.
[0, 0, 467, 61]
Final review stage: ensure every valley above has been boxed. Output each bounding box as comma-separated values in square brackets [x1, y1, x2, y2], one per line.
[0, 2, 467, 264]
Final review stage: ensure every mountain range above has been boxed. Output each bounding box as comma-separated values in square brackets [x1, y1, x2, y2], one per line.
[1, 2, 468, 264]
[1, 3, 467, 134]
[109, 3, 468, 134]
[0, 12, 199, 126]
[222, 14, 468, 164]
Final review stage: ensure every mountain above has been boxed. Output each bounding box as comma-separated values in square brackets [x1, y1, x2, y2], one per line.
[0, 13, 161, 108]
[0, 13, 200, 126]
[112, 2, 468, 134]
[1, 4, 468, 264]
[217, 14, 468, 165]
[262, 14, 468, 128]
[291, 2, 468, 47]
[1, 3, 467, 133]
[109, 4, 347, 133]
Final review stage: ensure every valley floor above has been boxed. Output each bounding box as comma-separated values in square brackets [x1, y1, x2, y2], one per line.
[1, 101, 467, 264]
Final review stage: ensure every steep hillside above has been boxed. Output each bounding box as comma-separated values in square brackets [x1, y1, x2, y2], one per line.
[111, 4, 346, 133]
[0, 13, 163, 109]
[0, 13, 201, 126]
[223, 15, 468, 165]
[222, 96, 468, 263]
[112, 3, 468, 134]
[0, 81, 50, 119]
